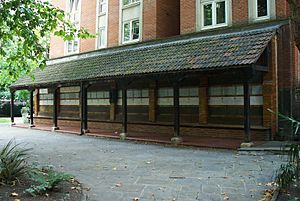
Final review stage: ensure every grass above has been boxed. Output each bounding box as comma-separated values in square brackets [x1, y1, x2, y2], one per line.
[0, 118, 10, 123]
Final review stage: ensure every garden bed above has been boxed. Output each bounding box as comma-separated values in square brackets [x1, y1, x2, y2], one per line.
[277, 180, 300, 201]
[0, 175, 83, 201]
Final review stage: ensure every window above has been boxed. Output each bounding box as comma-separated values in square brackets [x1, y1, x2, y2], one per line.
[39, 89, 53, 106]
[123, 20, 140, 43]
[99, 0, 107, 14]
[60, 87, 80, 105]
[66, 0, 80, 54]
[201, 0, 227, 29]
[117, 89, 149, 105]
[98, 27, 106, 48]
[123, 0, 140, 6]
[88, 91, 110, 105]
[96, 0, 107, 49]
[255, 0, 269, 19]
[208, 85, 263, 106]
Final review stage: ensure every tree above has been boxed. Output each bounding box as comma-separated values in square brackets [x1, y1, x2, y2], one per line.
[288, 0, 300, 51]
[0, 0, 93, 87]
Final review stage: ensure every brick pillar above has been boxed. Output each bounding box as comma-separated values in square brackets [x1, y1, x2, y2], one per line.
[149, 80, 157, 122]
[107, 0, 120, 47]
[263, 36, 278, 136]
[199, 77, 208, 124]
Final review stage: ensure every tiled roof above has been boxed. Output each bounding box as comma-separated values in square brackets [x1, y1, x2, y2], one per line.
[12, 23, 280, 88]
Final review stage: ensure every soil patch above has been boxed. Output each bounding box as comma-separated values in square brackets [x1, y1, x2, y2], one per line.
[0, 176, 83, 201]
[277, 181, 300, 201]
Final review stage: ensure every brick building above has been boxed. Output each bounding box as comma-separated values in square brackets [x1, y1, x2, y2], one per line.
[11, 0, 300, 145]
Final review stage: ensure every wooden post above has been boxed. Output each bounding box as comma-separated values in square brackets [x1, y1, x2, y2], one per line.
[243, 82, 251, 142]
[110, 82, 117, 121]
[80, 83, 89, 135]
[149, 80, 157, 122]
[29, 89, 35, 127]
[171, 81, 182, 144]
[10, 90, 15, 126]
[34, 89, 39, 116]
[199, 77, 208, 124]
[120, 85, 127, 140]
[52, 87, 59, 131]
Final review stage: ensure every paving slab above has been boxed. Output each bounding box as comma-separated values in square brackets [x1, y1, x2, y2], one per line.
[0, 125, 286, 201]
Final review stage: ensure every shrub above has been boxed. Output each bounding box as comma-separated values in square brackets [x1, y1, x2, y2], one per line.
[26, 166, 72, 196]
[0, 139, 31, 184]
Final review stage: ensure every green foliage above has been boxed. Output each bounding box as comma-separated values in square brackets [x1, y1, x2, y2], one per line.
[276, 144, 300, 188]
[0, 139, 31, 185]
[0, 0, 94, 87]
[270, 110, 300, 188]
[276, 163, 297, 188]
[25, 166, 72, 196]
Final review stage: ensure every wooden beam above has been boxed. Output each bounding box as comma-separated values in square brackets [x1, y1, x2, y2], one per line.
[109, 82, 117, 121]
[149, 80, 157, 122]
[29, 89, 35, 127]
[10, 90, 15, 126]
[243, 82, 251, 142]
[80, 83, 89, 135]
[173, 81, 180, 137]
[122, 86, 127, 134]
[52, 87, 59, 131]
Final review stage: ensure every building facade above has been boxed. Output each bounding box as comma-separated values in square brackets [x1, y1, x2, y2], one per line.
[11, 0, 300, 145]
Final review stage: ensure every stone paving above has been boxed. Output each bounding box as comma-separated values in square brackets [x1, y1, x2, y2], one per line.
[0, 124, 285, 201]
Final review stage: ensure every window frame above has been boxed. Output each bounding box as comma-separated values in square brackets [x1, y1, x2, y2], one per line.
[254, 0, 270, 21]
[98, 0, 107, 15]
[96, 0, 108, 49]
[65, 0, 81, 55]
[122, 19, 140, 44]
[200, 0, 228, 30]
[123, 0, 140, 8]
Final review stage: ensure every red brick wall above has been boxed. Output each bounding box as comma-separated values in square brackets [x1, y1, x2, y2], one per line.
[80, 0, 97, 52]
[107, 0, 119, 47]
[276, 0, 290, 19]
[180, 0, 291, 35]
[278, 25, 293, 89]
[49, 0, 67, 59]
[34, 117, 270, 140]
[143, 0, 157, 41]
[156, 0, 180, 39]
[232, 0, 248, 25]
[180, 0, 196, 34]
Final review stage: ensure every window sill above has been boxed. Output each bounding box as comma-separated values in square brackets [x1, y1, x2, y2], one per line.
[122, 39, 140, 45]
[253, 16, 271, 23]
[200, 23, 228, 31]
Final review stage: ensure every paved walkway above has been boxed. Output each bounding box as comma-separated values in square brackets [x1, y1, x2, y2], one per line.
[0, 125, 285, 201]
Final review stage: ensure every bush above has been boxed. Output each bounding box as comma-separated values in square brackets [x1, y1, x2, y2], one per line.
[0, 101, 23, 117]
[0, 139, 31, 184]
[26, 166, 72, 196]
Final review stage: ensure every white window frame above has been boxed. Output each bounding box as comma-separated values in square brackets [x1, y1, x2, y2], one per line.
[65, 0, 81, 55]
[200, 0, 228, 30]
[97, 27, 106, 48]
[119, 0, 142, 45]
[99, 0, 107, 14]
[123, 0, 140, 7]
[96, 0, 108, 49]
[254, 0, 270, 21]
[122, 19, 140, 44]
